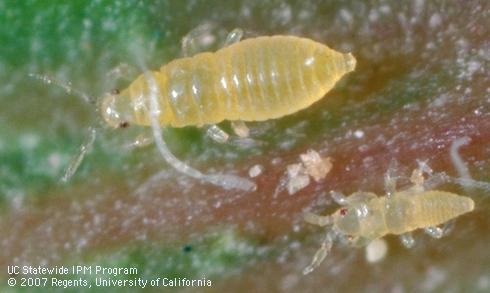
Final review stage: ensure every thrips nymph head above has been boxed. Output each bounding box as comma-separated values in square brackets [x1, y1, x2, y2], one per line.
[100, 88, 135, 129]
[334, 207, 361, 236]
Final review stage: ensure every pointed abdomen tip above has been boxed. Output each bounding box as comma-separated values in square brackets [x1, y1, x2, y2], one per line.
[466, 197, 475, 212]
[344, 52, 356, 73]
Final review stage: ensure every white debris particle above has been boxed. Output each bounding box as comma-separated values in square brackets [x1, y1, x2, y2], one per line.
[271, 157, 282, 165]
[232, 121, 250, 138]
[272, 3, 292, 24]
[292, 224, 300, 233]
[213, 200, 222, 208]
[102, 19, 116, 31]
[9, 191, 24, 210]
[248, 164, 264, 178]
[414, 0, 425, 18]
[368, 9, 379, 22]
[430, 93, 451, 108]
[358, 144, 369, 152]
[287, 163, 305, 179]
[365, 238, 388, 263]
[421, 267, 447, 291]
[426, 41, 435, 50]
[19, 133, 40, 150]
[477, 275, 490, 290]
[299, 149, 333, 182]
[339, 9, 353, 25]
[354, 130, 365, 139]
[466, 60, 482, 76]
[76, 238, 88, 251]
[362, 156, 374, 167]
[286, 163, 310, 195]
[240, 6, 251, 17]
[429, 13, 442, 28]
[379, 5, 391, 14]
[47, 152, 63, 171]
[82, 19, 92, 28]
[280, 273, 300, 290]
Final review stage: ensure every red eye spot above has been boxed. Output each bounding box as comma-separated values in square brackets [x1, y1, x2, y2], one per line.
[340, 208, 348, 216]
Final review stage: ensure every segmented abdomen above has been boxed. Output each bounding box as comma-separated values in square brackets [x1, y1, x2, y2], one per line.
[384, 191, 474, 235]
[151, 36, 355, 127]
[411, 191, 474, 228]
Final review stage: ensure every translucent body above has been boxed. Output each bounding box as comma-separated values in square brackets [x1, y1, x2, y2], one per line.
[101, 36, 356, 127]
[334, 190, 474, 244]
[303, 162, 478, 275]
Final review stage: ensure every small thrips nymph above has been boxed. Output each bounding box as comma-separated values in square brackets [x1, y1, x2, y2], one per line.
[303, 161, 475, 275]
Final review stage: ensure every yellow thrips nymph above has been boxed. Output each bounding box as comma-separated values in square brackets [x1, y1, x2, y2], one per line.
[303, 161, 474, 274]
[98, 29, 356, 191]
[101, 35, 356, 128]
[34, 28, 356, 191]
